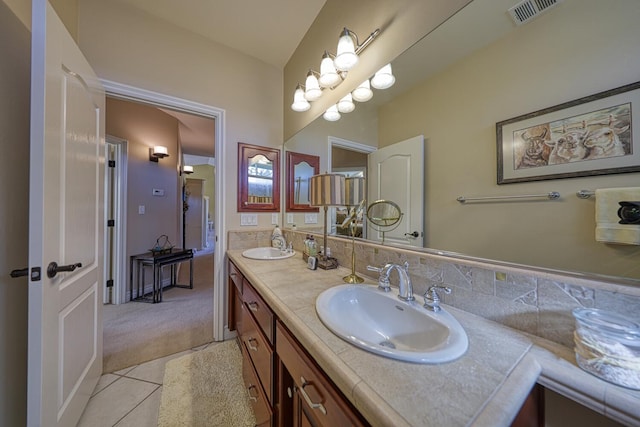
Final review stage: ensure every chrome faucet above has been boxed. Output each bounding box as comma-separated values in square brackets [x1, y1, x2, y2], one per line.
[271, 234, 287, 250]
[367, 261, 413, 301]
[423, 285, 451, 312]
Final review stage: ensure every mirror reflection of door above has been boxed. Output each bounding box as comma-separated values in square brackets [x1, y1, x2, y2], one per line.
[368, 135, 424, 247]
[294, 161, 313, 205]
[331, 146, 368, 238]
[247, 154, 273, 204]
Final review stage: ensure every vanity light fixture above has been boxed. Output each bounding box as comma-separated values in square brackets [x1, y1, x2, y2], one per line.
[323, 104, 341, 121]
[183, 165, 194, 174]
[291, 84, 311, 112]
[149, 146, 169, 162]
[290, 26, 380, 112]
[371, 63, 396, 89]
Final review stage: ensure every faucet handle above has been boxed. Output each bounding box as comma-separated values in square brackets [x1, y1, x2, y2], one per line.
[366, 265, 391, 292]
[423, 285, 451, 312]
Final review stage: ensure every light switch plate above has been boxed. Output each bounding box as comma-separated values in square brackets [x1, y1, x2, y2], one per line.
[240, 214, 258, 226]
[271, 213, 279, 225]
[152, 188, 165, 196]
[287, 213, 294, 224]
[138, 205, 145, 215]
[304, 213, 318, 224]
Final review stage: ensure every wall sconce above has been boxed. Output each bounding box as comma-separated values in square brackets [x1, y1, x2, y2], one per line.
[290, 26, 380, 111]
[183, 165, 194, 174]
[149, 146, 169, 162]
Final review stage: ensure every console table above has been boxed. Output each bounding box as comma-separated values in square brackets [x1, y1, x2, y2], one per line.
[129, 248, 194, 303]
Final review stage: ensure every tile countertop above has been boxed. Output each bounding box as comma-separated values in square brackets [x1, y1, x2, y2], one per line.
[227, 251, 640, 427]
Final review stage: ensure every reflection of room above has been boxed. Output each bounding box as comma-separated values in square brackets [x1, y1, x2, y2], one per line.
[331, 146, 366, 237]
[183, 155, 216, 253]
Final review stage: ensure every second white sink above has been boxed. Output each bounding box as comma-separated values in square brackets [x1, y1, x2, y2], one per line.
[242, 247, 296, 260]
[316, 284, 468, 364]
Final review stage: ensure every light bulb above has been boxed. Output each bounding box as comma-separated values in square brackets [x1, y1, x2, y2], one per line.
[304, 71, 322, 101]
[319, 52, 341, 88]
[337, 93, 355, 113]
[334, 28, 358, 71]
[323, 105, 341, 121]
[291, 85, 310, 112]
[371, 63, 396, 89]
[352, 79, 373, 102]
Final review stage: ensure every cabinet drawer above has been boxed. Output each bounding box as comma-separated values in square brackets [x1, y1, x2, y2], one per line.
[276, 321, 367, 427]
[241, 344, 272, 427]
[228, 260, 243, 293]
[241, 303, 274, 404]
[243, 279, 274, 345]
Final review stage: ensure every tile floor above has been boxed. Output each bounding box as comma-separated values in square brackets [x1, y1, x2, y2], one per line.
[77, 343, 213, 427]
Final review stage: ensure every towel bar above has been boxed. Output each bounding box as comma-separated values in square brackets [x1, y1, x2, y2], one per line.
[456, 192, 560, 203]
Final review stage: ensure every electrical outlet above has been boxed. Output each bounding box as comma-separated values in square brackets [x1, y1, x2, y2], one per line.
[138, 205, 145, 214]
[287, 213, 294, 224]
[304, 213, 318, 224]
[271, 213, 278, 225]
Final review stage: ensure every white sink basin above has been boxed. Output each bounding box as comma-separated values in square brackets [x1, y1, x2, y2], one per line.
[316, 284, 468, 364]
[242, 247, 296, 260]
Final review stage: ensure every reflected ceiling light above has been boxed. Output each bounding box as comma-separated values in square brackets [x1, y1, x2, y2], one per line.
[291, 84, 310, 112]
[352, 79, 373, 102]
[337, 93, 355, 113]
[319, 51, 341, 88]
[149, 145, 169, 162]
[183, 165, 194, 174]
[371, 63, 396, 89]
[304, 70, 322, 101]
[323, 105, 341, 121]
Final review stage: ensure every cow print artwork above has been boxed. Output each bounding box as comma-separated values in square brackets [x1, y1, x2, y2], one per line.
[512, 103, 632, 170]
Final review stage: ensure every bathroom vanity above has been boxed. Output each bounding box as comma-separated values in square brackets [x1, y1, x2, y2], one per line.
[226, 252, 555, 426]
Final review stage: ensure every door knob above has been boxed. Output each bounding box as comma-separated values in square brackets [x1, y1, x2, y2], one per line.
[404, 231, 420, 238]
[47, 262, 82, 278]
[10, 268, 29, 278]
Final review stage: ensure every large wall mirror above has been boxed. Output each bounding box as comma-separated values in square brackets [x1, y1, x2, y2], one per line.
[286, 151, 319, 212]
[284, 0, 640, 282]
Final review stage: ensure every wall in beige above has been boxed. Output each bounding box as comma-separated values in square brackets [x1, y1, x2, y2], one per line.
[378, 0, 640, 278]
[106, 98, 181, 271]
[284, 0, 472, 139]
[0, 2, 29, 425]
[78, 0, 283, 230]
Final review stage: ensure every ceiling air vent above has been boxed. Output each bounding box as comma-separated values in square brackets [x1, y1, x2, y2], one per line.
[508, 0, 563, 26]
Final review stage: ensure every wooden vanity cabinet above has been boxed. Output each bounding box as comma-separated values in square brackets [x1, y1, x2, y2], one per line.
[227, 260, 243, 333]
[276, 321, 368, 427]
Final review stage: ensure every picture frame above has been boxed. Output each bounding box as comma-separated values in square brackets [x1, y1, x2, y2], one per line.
[497, 81, 640, 184]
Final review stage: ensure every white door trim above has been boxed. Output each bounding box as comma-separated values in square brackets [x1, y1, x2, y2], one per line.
[100, 79, 227, 341]
[327, 136, 376, 172]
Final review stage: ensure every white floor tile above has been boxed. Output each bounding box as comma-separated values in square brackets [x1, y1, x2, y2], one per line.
[124, 349, 194, 384]
[114, 387, 162, 427]
[92, 374, 120, 396]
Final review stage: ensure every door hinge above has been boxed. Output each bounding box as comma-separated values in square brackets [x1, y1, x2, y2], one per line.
[107, 219, 115, 227]
[108, 160, 116, 168]
[106, 279, 114, 288]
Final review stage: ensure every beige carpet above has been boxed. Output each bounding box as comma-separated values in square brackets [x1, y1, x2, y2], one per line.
[158, 340, 256, 427]
[103, 252, 215, 373]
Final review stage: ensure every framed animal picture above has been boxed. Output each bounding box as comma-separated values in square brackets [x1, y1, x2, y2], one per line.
[497, 81, 640, 184]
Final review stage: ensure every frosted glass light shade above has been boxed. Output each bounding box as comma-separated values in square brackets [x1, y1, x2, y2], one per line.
[352, 79, 373, 102]
[291, 85, 310, 112]
[323, 105, 341, 122]
[337, 93, 355, 113]
[334, 29, 358, 71]
[304, 72, 322, 101]
[319, 52, 341, 88]
[183, 165, 194, 174]
[152, 146, 168, 157]
[371, 63, 396, 89]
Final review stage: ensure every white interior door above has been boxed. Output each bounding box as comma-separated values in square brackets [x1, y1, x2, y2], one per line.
[368, 135, 424, 247]
[28, 2, 105, 426]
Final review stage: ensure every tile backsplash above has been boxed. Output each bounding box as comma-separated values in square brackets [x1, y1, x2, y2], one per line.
[228, 229, 640, 349]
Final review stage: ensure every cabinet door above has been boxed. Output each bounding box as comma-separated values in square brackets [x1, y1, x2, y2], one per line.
[276, 321, 368, 427]
[241, 343, 273, 426]
[238, 142, 280, 212]
[227, 261, 243, 332]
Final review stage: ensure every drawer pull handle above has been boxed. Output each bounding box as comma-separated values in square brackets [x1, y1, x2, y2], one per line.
[300, 376, 327, 415]
[247, 384, 259, 402]
[247, 337, 258, 352]
[247, 301, 259, 312]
